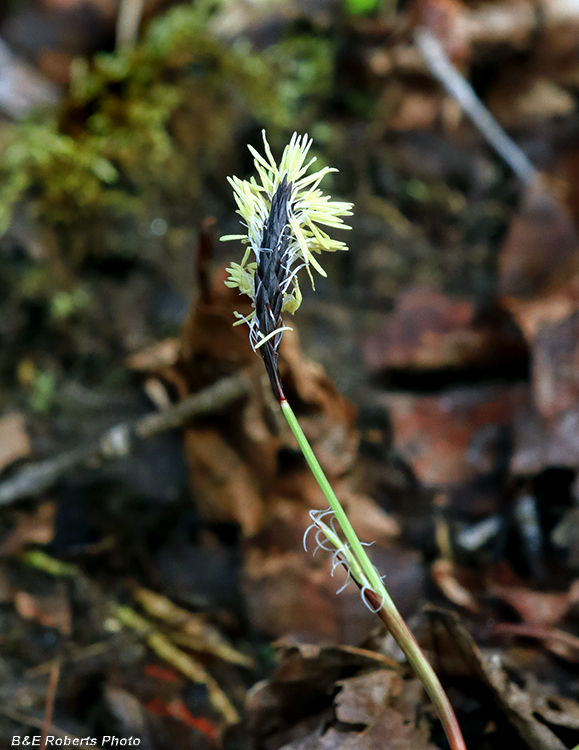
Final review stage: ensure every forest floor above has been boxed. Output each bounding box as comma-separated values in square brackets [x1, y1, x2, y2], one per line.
[1, 1, 579, 749]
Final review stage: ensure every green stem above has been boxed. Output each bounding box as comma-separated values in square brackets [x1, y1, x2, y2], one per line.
[280, 398, 466, 750]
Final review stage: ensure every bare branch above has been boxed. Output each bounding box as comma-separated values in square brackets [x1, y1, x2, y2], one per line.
[415, 27, 537, 186]
[116, 0, 145, 50]
[0, 372, 251, 506]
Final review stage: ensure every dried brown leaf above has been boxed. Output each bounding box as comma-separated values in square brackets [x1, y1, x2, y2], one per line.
[0, 413, 30, 473]
[0, 502, 55, 558]
[243, 538, 423, 644]
[340, 491, 400, 544]
[390, 90, 446, 132]
[487, 579, 579, 628]
[278, 329, 360, 479]
[335, 670, 402, 725]
[356, 707, 437, 750]
[248, 641, 404, 750]
[385, 385, 528, 487]
[494, 622, 579, 661]
[363, 289, 525, 372]
[126, 338, 181, 372]
[488, 72, 575, 128]
[14, 585, 71, 635]
[432, 559, 479, 612]
[184, 427, 263, 536]
[499, 174, 579, 300]
[243, 549, 364, 643]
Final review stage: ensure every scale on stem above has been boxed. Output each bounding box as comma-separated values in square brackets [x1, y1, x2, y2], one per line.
[222, 131, 467, 750]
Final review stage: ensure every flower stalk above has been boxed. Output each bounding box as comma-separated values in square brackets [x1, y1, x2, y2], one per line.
[224, 131, 466, 750]
[283, 398, 466, 750]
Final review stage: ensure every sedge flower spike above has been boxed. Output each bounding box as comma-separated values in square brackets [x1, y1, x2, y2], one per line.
[222, 131, 352, 395]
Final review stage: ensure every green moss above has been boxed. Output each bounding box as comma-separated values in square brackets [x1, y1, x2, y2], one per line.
[28, 368, 57, 413]
[0, 121, 119, 231]
[0, 1, 336, 243]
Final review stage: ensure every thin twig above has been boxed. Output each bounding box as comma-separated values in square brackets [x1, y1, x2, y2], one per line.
[134, 372, 249, 438]
[494, 622, 579, 652]
[26, 642, 109, 678]
[415, 27, 537, 186]
[40, 658, 60, 750]
[116, 0, 145, 50]
[0, 371, 251, 506]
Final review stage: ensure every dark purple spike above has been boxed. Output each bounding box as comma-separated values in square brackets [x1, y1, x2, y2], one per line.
[255, 176, 292, 400]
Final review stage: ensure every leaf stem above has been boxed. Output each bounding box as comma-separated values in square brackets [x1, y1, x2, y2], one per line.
[280, 397, 466, 750]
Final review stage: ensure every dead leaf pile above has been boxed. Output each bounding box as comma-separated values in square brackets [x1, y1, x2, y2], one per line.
[246, 640, 438, 750]
[426, 608, 579, 750]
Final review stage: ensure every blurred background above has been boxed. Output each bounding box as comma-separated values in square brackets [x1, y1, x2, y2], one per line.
[1, 0, 579, 748]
